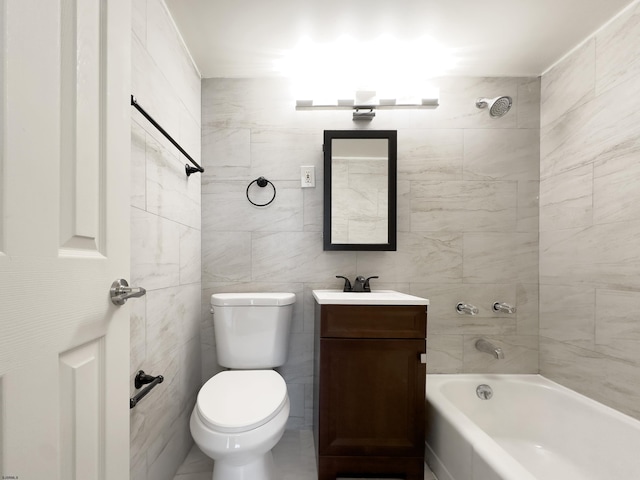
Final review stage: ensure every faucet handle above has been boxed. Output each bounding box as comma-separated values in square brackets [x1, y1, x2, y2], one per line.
[456, 302, 479, 315]
[493, 302, 516, 314]
[363, 276, 379, 292]
[336, 276, 352, 292]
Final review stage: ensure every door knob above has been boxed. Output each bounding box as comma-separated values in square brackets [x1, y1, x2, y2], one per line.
[110, 279, 146, 305]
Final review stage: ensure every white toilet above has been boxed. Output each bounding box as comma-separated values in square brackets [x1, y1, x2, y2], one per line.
[190, 292, 295, 480]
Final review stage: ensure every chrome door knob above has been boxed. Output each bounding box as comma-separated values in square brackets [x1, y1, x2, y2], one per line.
[110, 279, 146, 306]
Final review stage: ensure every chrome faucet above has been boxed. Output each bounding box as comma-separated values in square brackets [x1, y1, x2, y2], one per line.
[493, 302, 516, 314]
[475, 339, 504, 359]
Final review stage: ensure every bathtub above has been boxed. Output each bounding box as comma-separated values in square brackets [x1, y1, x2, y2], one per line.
[425, 374, 640, 480]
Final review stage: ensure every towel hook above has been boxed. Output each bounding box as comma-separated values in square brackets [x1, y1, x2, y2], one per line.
[246, 176, 277, 207]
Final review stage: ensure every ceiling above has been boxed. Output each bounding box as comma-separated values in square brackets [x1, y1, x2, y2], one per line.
[165, 0, 635, 79]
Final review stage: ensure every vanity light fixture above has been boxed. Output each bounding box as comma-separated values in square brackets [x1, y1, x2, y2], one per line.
[295, 89, 439, 120]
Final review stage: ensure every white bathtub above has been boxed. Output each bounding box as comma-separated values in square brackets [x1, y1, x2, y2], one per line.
[425, 374, 640, 480]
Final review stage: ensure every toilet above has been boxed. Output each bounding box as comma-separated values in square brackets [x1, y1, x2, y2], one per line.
[190, 292, 295, 480]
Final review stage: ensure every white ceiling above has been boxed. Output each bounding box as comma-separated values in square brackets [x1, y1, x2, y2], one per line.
[165, 0, 636, 79]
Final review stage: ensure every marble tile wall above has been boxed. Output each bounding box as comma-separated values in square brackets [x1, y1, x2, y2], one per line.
[130, 1, 202, 479]
[201, 75, 540, 429]
[539, 1, 640, 421]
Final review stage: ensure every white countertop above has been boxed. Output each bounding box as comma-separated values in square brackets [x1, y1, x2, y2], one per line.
[312, 289, 429, 306]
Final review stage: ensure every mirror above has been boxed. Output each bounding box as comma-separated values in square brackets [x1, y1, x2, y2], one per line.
[323, 130, 397, 251]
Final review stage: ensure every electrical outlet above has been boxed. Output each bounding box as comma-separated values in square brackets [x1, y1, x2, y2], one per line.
[301, 166, 315, 188]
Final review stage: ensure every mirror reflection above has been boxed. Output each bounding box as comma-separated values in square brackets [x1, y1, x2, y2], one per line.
[323, 130, 397, 251]
[331, 138, 389, 244]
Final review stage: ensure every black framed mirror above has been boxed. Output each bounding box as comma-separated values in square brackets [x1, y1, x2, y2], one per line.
[323, 130, 397, 251]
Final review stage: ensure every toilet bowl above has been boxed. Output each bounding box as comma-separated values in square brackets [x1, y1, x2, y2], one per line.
[190, 370, 290, 480]
[190, 292, 295, 480]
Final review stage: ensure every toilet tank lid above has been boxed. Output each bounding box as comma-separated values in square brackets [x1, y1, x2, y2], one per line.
[210, 292, 296, 306]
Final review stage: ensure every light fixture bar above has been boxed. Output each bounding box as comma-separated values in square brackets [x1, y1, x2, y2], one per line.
[295, 89, 439, 110]
[295, 100, 439, 109]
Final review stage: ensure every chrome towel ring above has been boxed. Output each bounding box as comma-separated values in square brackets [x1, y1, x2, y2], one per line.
[246, 176, 277, 207]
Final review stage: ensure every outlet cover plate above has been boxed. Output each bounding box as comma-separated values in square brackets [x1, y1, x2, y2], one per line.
[301, 166, 315, 188]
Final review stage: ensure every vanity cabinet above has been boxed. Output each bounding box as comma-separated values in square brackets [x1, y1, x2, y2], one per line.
[313, 302, 427, 480]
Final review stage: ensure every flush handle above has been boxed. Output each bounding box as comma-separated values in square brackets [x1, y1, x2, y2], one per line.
[110, 279, 146, 306]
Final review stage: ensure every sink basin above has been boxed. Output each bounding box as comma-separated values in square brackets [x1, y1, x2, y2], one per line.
[312, 289, 429, 306]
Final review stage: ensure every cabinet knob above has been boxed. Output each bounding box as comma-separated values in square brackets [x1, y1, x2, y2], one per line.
[419, 353, 427, 364]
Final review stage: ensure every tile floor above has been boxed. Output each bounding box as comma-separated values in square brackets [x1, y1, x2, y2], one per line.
[173, 430, 437, 480]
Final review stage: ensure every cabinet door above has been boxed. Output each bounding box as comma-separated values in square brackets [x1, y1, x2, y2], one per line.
[319, 338, 426, 457]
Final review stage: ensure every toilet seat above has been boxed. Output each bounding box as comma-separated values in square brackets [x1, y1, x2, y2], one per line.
[196, 370, 287, 434]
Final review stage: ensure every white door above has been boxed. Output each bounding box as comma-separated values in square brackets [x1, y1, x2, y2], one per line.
[0, 1, 131, 479]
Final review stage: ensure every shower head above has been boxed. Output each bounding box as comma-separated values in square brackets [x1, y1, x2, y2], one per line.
[475, 96, 512, 118]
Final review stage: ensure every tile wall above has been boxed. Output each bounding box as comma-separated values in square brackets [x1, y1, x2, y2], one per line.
[130, 1, 202, 479]
[201, 76, 540, 429]
[539, 1, 640, 421]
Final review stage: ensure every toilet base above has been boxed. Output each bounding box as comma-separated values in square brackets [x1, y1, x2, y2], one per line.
[212, 450, 275, 480]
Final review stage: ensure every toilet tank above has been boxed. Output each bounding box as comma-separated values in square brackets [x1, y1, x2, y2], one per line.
[211, 293, 295, 369]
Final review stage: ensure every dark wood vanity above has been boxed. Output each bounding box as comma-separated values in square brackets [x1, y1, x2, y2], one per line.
[313, 292, 428, 480]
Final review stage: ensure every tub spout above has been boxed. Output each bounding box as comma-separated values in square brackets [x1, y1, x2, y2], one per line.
[475, 339, 504, 359]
